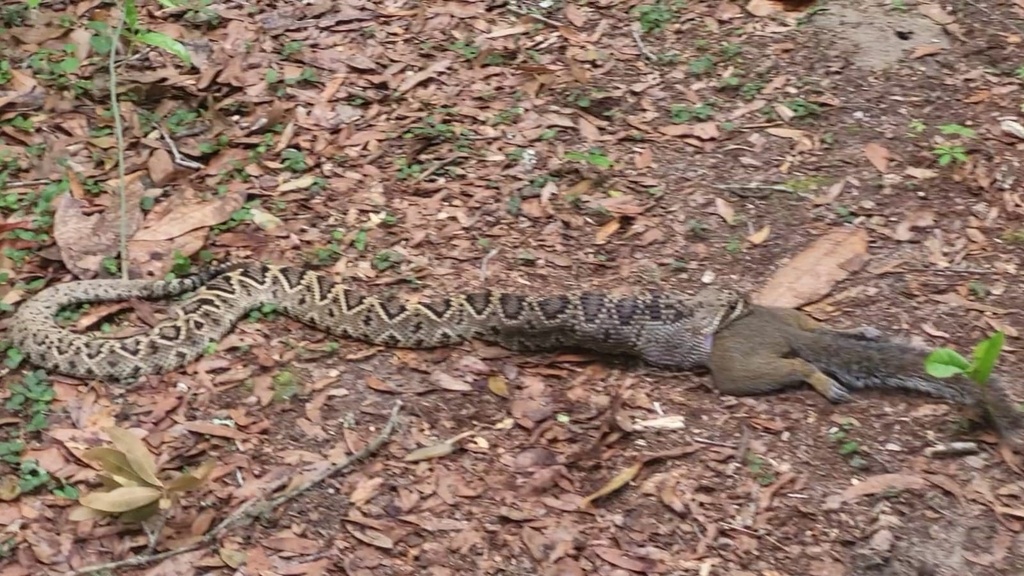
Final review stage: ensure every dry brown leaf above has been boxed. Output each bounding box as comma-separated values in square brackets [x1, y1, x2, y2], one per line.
[634, 147, 653, 169]
[591, 545, 658, 572]
[892, 209, 936, 241]
[578, 116, 600, 141]
[488, 375, 510, 398]
[755, 228, 869, 308]
[863, 142, 891, 173]
[747, 225, 771, 245]
[132, 192, 246, 241]
[396, 59, 452, 95]
[580, 462, 642, 507]
[404, 442, 456, 462]
[918, 3, 956, 24]
[715, 197, 736, 225]
[905, 166, 939, 180]
[910, 44, 944, 59]
[595, 218, 621, 243]
[812, 180, 846, 205]
[659, 124, 694, 137]
[430, 371, 472, 391]
[824, 473, 928, 509]
[564, 3, 587, 26]
[53, 193, 143, 277]
[692, 121, 720, 140]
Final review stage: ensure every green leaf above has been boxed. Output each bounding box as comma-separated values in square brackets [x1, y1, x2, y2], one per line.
[156, 0, 181, 7]
[924, 348, 971, 378]
[123, 0, 139, 30]
[970, 331, 1004, 386]
[135, 31, 192, 66]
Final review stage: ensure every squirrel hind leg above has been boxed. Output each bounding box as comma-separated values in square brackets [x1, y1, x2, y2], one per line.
[710, 355, 852, 403]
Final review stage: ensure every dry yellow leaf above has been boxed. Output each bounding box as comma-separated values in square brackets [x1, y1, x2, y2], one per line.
[580, 462, 642, 508]
[747, 225, 771, 245]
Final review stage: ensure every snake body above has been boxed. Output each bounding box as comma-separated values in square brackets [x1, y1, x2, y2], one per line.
[8, 261, 748, 382]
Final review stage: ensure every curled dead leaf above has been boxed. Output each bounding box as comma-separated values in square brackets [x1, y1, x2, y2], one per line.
[580, 462, 642, 507]
[714, 197, 736, 225]
[747, 225, 771, 245]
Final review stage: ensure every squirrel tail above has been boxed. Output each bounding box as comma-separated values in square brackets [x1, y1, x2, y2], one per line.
[789, 336, 978, 404]
[791, 334, 1024, 445]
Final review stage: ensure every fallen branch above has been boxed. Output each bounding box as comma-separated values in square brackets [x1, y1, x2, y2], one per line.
[69, 400, 404, 576]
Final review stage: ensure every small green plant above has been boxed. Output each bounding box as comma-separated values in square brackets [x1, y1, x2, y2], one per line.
[633, 1, 680, 34]
[782, 99, 821, 118]
[938, 124, 976, 138]
[5, 370, 54, 432]
[1001, 228, 1024, 244]
[280, 148, 308, 172]
[669, 103, 715, 123]
[925, 332, 1004, 388]
[447, 39, 480, 59]
[724, 236, 743, 253]
[685, 219, 708, 237]
[746, 453, 776, 486]
[827, 419, 867, 468]
[372, 250, 401, 271]
[272, 370, 300, 401]
[907, 119, 927, 136]
[564, 148, 613, 169]
[932, 143, 968, 166]
[688, 55, 715, 76]
[931, 124, 975, 166]
[247, 303, 279, 322]
[280, 40, 304, 58]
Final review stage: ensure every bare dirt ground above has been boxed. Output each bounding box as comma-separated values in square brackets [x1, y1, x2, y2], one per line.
[1, 0, 1024, 574]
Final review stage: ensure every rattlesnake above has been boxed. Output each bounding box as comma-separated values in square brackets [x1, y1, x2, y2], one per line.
[7, 261, 749, 382]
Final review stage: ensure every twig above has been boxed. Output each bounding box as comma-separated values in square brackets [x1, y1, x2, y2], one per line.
[506, 4, 564, 27]
[692, 436, 737, 449]
[69, 401, 404, 576]
[720, 522, 787, 549]
[411, 154, 465, 183]
[5, 179, 51, 187]
[108, 6, 128, 280]
[156, 125, 204, 170]
[631, 26, 656, 62]
[480, 247, 501, 283]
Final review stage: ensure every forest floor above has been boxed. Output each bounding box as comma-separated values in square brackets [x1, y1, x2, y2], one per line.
[1, 0, 1024, 574]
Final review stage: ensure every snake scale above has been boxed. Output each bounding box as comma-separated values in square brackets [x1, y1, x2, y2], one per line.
[7, 261, 749, 382]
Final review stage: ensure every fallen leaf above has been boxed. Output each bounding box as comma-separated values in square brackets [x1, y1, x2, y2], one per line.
[863, 142, 891, 173]
[824, 473, 928, 509]
[892, 209, 936, 241]
[755, 228, 869, 308]
[747, 225, 771, 245]
[918, 3, 956, 25]
[595, 218, 621, 243]
[715, 197, 736, 225]
[580, 462, 642, 507]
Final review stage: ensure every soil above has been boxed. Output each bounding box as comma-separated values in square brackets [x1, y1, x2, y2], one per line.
[1, 0, 1023, 574]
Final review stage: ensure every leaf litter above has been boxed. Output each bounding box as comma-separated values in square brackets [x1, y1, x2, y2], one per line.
[0, 0, 1023, 574]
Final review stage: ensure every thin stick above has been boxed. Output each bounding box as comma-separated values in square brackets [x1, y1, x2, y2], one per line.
[108, 7, 128, 280]
[69, 401, 404, 576]
[506, 4, 564, 27]
[480, 247, 501, 283]
[631, 27, 656, 62]
[156, 125, 204, 170]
